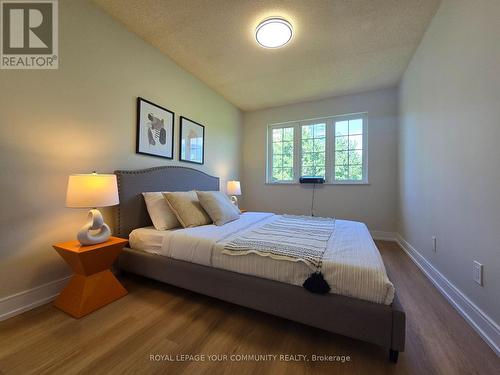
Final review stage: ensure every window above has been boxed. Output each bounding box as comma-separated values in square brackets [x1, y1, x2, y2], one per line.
[333, 118, 364, 182]
[270, 126, 294, 182]
[267, 114, 367, 184]
[301, 122, 326, 178]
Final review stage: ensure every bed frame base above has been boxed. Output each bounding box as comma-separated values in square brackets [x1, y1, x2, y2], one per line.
[389, 349, 399, 363]
[118, 247, 405, 362]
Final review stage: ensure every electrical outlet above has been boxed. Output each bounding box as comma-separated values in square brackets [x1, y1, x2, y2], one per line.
[432, 236, 437, 252]
[473, 261, 483, 286]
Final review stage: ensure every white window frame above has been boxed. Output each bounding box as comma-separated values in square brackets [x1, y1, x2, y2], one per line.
[299, 119, 329, 182]
[331, 113, 369, 184]
[266, 113, 368, 184]
[267, 123, 298, 184]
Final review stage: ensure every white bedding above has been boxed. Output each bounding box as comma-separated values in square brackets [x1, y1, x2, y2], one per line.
[129, 212, 395, 305]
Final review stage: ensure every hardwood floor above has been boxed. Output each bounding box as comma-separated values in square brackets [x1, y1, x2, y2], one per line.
[0, 241, 498, 375]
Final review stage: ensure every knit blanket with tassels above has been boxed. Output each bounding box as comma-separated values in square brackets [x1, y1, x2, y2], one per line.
[222, 215, 335, 271]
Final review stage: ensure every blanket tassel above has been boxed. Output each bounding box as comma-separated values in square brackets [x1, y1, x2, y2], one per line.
[303, 272, 331, 294]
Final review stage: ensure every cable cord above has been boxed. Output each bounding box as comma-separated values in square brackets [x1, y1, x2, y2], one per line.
[311, 183, 316, 217]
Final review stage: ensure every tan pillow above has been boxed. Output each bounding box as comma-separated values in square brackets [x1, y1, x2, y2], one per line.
[142, 192, 180, 230]
[163, 191, 212, 228]
[196, 191, 240, 226]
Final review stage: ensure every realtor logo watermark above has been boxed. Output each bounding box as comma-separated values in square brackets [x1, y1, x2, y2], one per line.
[1, 0, 58, 69]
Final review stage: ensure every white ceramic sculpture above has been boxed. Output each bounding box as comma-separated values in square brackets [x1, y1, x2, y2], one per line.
[77, 209, 112, 245]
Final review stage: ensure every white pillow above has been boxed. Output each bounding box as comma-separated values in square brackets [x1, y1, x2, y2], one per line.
[196, 191, 240, 226]
[142, 192, 180, 230]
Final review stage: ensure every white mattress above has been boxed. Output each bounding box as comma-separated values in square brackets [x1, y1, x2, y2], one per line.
[129, 212, 395, 305]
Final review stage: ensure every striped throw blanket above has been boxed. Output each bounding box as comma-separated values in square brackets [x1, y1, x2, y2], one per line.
[223, 215, 335, 270]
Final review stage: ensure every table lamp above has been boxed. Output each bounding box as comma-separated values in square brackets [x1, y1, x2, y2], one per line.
[66, 172, 119, 245]
[226, 180, 241, 207]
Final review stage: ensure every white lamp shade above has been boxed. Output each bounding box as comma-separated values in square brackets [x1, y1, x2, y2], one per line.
[226, 180, 241, 196]
[66, 174, 119, 208]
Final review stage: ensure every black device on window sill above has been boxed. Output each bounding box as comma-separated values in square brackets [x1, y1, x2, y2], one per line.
[299, 176, 325, 184]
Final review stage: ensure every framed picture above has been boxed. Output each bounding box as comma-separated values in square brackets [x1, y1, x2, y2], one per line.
[136, 97, 174, 159]
[179, 116, 205, 164]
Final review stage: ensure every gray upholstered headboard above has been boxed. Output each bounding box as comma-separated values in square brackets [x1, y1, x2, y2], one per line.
[114, 166, 219, 237]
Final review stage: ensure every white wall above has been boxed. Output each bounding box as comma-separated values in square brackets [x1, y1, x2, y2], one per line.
[399, 0, 500, 324]
[241, 88, 398, 232]
[0, 0, 241, 300]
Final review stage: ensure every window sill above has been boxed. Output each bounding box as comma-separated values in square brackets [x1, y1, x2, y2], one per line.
[265, 181, 370, 186]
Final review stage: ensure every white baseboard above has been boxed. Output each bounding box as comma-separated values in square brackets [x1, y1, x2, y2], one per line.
[396, 234, 499, 357]
[371, 231, 397, 241]
[0, 276, 71, 321]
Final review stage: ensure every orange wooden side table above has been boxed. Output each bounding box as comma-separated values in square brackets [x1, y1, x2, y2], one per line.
[53, 236, 128, 318]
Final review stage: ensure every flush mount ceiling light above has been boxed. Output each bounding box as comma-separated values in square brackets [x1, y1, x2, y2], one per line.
[255, 18, 293, 48]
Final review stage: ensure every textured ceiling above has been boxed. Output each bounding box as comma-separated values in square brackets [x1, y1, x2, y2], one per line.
[93, 0, 440, 111]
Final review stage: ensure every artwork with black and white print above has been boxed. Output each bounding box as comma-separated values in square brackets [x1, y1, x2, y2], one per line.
[136, 97, 174, 159]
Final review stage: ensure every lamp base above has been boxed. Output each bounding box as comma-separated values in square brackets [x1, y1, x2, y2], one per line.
[77, 209, 111, 246]
[230, 195, 239, 207]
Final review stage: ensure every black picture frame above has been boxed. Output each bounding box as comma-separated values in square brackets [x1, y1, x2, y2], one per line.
[136, 97, 175, 159]
[179, 116, 205, 165]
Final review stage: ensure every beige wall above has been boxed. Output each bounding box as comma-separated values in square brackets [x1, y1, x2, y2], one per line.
[399, 0, 500, 323]
[241, 87, 398, 232]
[0, 0, 241, 299]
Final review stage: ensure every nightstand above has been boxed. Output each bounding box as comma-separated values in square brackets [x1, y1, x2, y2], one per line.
[53, 237, 128, 318]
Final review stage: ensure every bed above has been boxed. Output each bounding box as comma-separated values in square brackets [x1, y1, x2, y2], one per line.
[114, 166, 405, 363]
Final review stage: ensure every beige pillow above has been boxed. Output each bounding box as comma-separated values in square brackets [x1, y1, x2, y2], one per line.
[163, 191, 212, 228]
[142, 192, 180, 230]
[196, 191, 240, 226]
